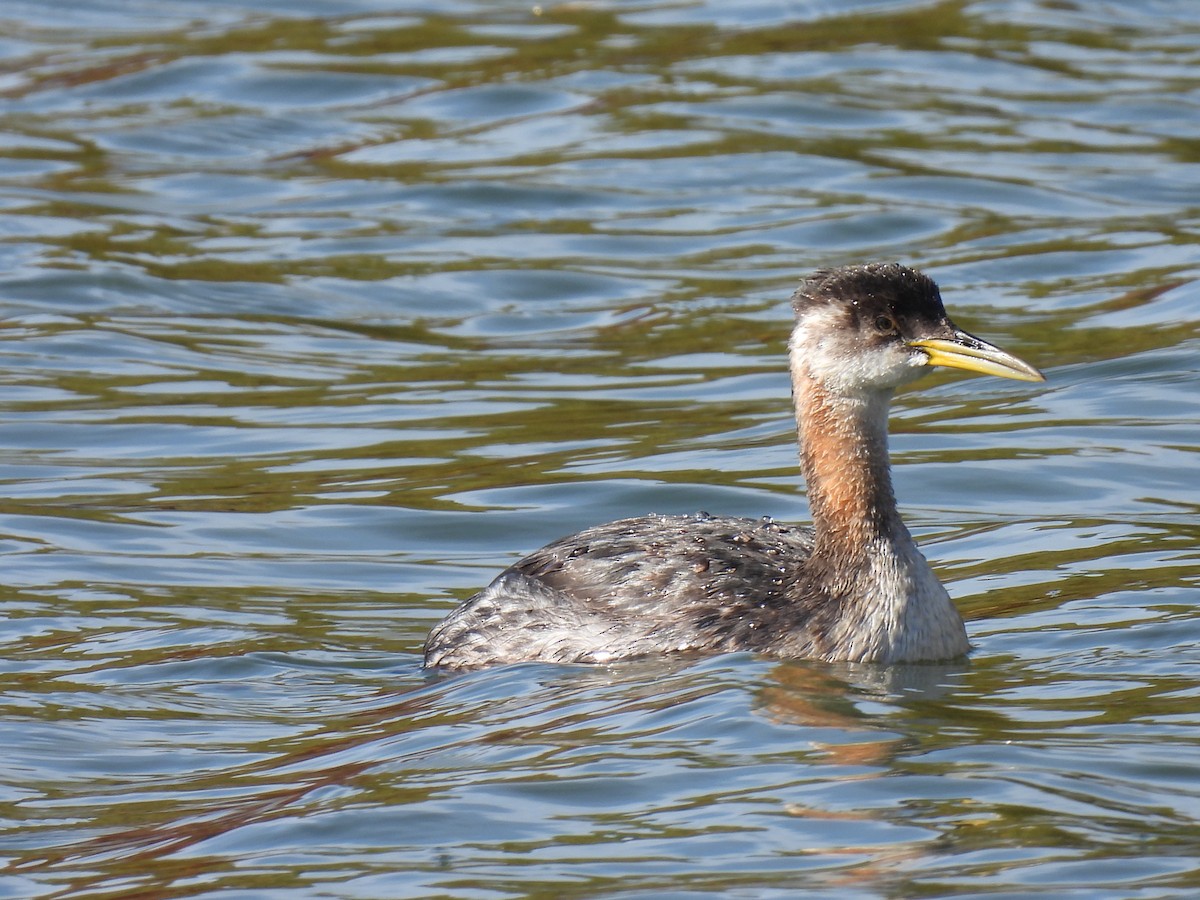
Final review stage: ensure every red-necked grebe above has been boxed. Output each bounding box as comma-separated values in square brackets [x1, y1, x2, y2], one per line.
[424, 263, 1044, 669]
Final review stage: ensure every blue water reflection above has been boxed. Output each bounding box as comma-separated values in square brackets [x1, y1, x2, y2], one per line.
[1, 0, 1198, 897]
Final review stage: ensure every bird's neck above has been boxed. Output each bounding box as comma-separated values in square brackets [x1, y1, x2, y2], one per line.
[786, 350, 968, 664]
[791, 370, 906, 562]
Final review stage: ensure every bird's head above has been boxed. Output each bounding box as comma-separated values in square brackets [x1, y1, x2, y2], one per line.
[789, 263, 1044, 396]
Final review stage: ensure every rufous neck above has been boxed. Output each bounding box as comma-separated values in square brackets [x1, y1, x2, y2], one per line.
[791, 370, 903, 559]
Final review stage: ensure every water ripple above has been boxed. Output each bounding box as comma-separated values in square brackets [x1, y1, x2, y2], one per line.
[1, 1, 1199, 897]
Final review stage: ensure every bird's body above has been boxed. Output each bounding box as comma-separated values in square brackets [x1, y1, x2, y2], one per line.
[424, 263, 1043, 670]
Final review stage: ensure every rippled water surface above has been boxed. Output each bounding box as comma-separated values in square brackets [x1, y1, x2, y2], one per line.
[1, 1, 1199, 896]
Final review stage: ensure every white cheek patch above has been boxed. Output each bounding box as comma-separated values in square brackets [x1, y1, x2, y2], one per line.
[789, 309, 926, 394]
[788, 307, 845, 385]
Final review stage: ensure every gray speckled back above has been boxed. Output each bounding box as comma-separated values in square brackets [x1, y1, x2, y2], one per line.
[424, 513, 822, 668]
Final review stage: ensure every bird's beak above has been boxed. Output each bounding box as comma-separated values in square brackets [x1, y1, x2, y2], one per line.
[908, 331, 1044, 383]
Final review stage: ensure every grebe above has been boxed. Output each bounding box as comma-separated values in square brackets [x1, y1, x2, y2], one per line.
[424, 263, 1043, 669]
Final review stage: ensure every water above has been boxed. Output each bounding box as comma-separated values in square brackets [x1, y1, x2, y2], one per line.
[1, 1, 1198, 896]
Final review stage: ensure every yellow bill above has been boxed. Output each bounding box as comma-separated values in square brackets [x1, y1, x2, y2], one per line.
[908, 333, 1044, 383]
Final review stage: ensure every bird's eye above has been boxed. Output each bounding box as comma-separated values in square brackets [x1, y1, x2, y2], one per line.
[873, 314, 897, 334]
